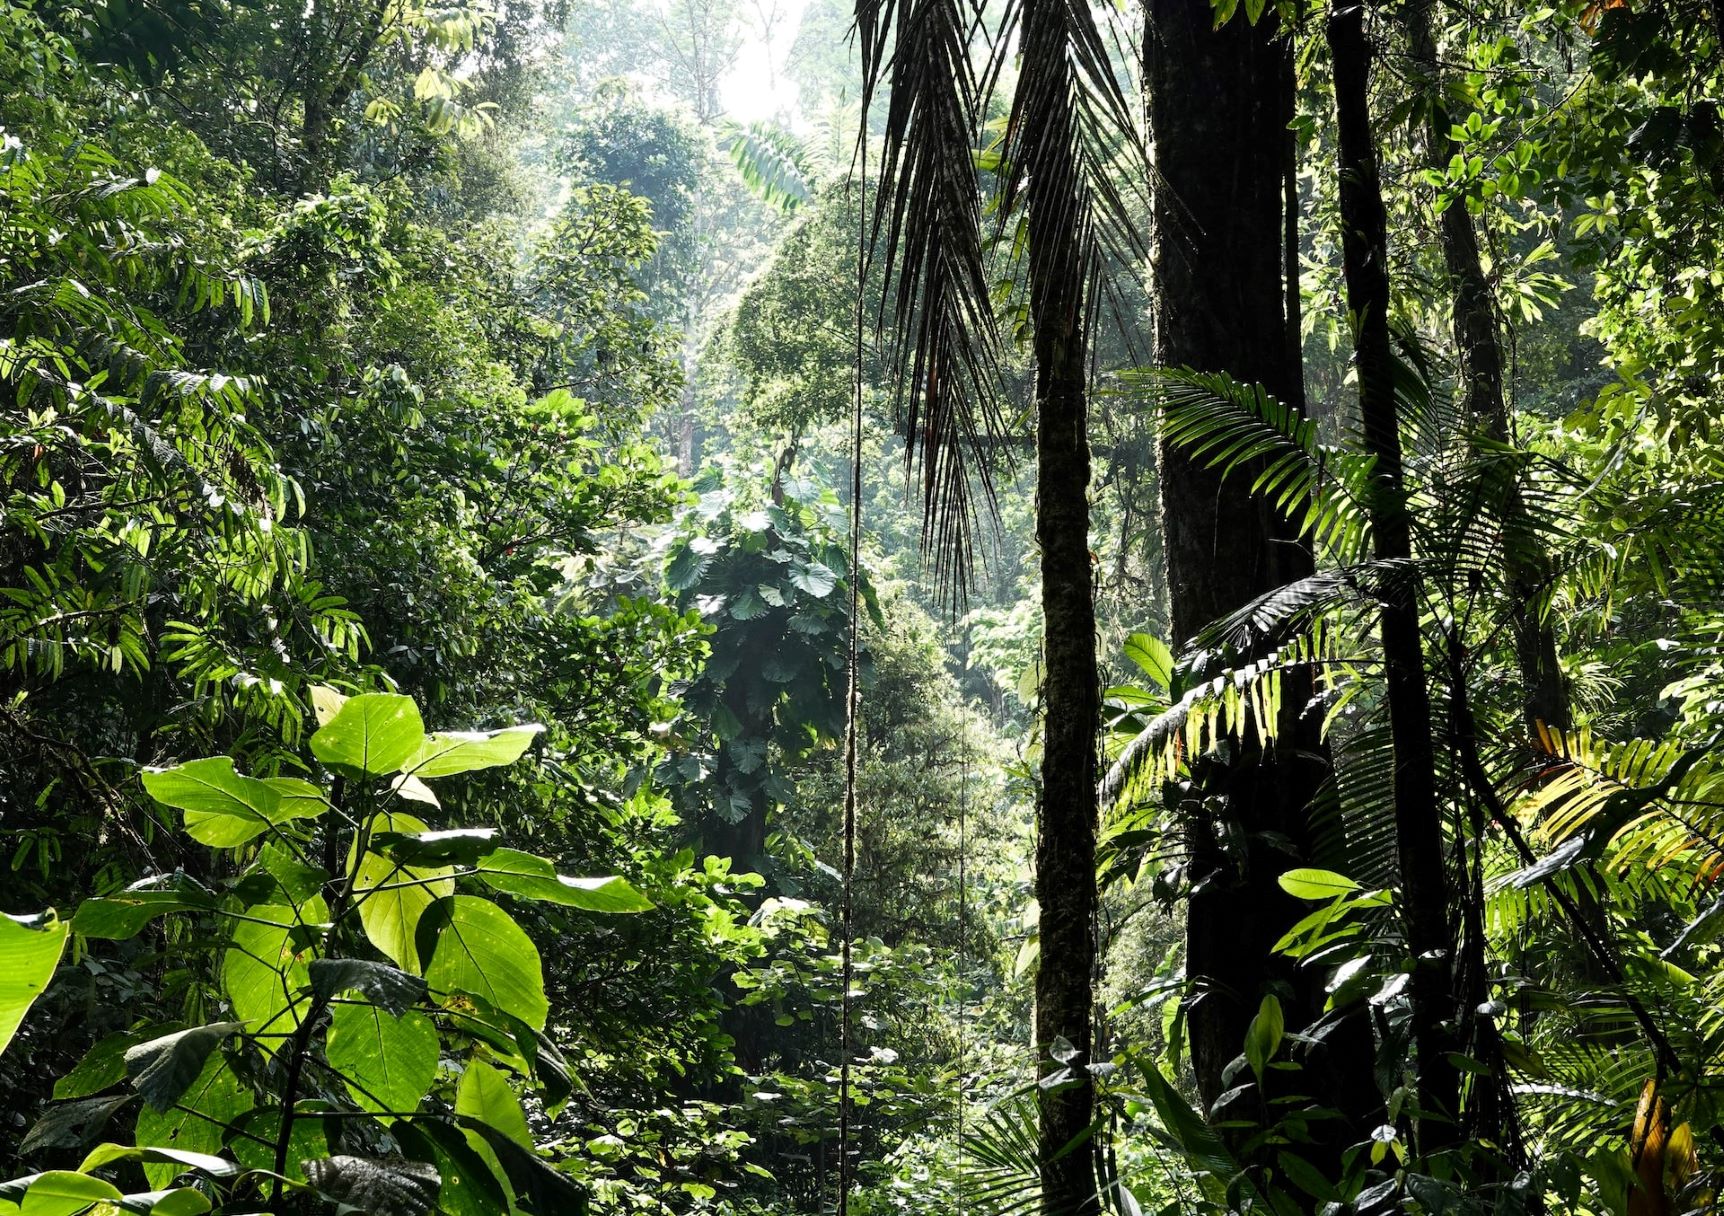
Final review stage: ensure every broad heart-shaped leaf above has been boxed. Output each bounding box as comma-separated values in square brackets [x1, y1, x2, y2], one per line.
[474, 850, 653, 913]
[788, 561, 838, 598]
[454, 1060, 531, 1149]
[326, 1004, 437, 1118]
[124, 1023, 244, 1112]
[1276, 868, 1361, 901]
[0, 911, 68, 1057]
[72, 875, 218, 940]
[420, 897, 548, 1031]
[665, 542, 714, 592]
[141, 758, 309, 847]
[403, 726, 544, 778]
[303, 1156, 439, 1216]
[310, 693, 425, 776]
[131, 1052, 252, 1188]
[264, 777, 329, 820]
[353, 812, 454, 974]
[221, 901, 325, 1048]
[309, 958, 427, 1015]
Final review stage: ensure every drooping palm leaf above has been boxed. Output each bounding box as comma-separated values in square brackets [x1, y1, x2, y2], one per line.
[856, 0, 1006, 593]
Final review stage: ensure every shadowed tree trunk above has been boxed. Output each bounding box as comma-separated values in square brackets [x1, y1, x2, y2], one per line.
[1325, 0, 1460, 1153]
[1146, 0, 1380, 1161]
[1406, 0, 1568, 737]
[1025, 0, 1101, 1210]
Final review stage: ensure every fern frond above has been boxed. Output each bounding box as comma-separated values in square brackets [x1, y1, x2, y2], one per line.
[1149, 367, 1376, 563]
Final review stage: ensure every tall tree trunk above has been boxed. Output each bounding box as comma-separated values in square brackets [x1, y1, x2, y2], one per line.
[1406, 0, 1568, 736]
[1324, 0, 1460, 1153]
[1025, 2, 1101, 1211]
[1147, 0, 1380, 1161]
[1406, 1, 1567, 1146]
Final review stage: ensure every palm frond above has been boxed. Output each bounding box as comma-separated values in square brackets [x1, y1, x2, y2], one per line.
[857, 0, 1006, 595]
[1149, 367, 1376, 562]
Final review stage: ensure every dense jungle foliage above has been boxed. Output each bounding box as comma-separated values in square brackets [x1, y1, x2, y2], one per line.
[2, 0, 1724, 1213]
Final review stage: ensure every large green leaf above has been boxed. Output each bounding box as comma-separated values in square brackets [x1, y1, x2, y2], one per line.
[371, 829, 498, 868]
[72, 876, 218, 941]
[264, 777, 329, 821]
[352, 812, 453, 973]
[788, 561, 838, 598]
[228, 1108, 329, 1180]
[221, 903, 323, 1045]
[308, 958, 426, 1015]
[0, 912, 68, 1057]
[393, 1122, 510, 1216]
[76, 1144, 237, 1178]
[1276, 868, 1360, 901]
[457, 1119, 587, 1216]
[131, 1052, 253, 1188]
[474, 850, 653, 913]
[18, 1097, 131, 1156]
[454, 1060, 530, 1149]
[124, 1024, 244, 1111]
[421, 897, 548, 1031]
[140, 758, 307, 848]
[55, 1030, 154, 1100]
[403, 726, 543, 778]
[325, 1004, 437, 1118]
[310, 694, 425, 776]
[10, 1171, 122, 1216]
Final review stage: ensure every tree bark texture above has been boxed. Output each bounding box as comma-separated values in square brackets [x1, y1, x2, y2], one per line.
[1325, 0, 1460, 1152]
[1024, 2, 1101, 1212]
[1146, 0, 1379, 1155]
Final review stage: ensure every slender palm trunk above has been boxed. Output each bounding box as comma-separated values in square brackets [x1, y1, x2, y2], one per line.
[1025, 2, 1101, 1210]
[1147, 0, 1379, 1156]
[1325, 0, 1459, 1152]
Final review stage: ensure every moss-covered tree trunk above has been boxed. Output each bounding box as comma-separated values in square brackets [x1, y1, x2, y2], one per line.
[1146, 0, 1380, 1160]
